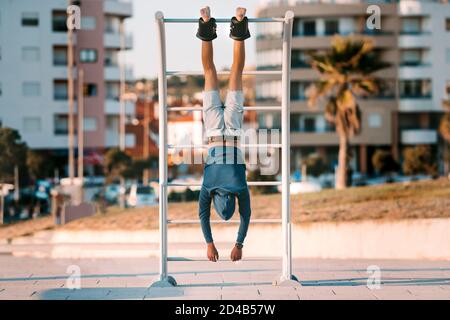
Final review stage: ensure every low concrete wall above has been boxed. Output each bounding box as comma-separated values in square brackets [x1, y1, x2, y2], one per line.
[9, 218, 450, 260]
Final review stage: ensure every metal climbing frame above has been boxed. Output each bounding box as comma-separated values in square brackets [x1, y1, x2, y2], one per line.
[152, 11, 299, 287]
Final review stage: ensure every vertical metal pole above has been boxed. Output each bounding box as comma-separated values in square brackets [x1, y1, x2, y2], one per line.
[281, 11, 294, 282]
[143, 97, 150, 186]
[119, 18, 126, 209]
[0, 188, 4, 225]
[67, 7, 75, 184]
[14, 165, 20, 202]
[119, 19, 126, 151]
[78, 69, 85, 202]
[155, 11, 169, 282]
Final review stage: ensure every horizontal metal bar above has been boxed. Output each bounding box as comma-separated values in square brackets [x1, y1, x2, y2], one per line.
[163, 18, 285, 23]
[167, 106, 282, 112]
[167, 181, 281, 187]
[166, 70, 282, 76]
[167, 257, 281, 262]
[167, 219, 282, 225]
[167, 144, 282, 149]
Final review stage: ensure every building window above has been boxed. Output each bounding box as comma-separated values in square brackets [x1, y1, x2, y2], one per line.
[104, 50, 119, 66]
[81, 16, 96, 30]
[84, 117, 97, 131]
[291, 50, 310, 68]
[291, 81, 312, 101]
[446, 19, 450, 31]
[23, 117, 42, 133]
[400, 79, 432, 99]
[0, 82, 2, 96]
[400, 49, 422, 66]
[22, 47, 40, 62]
[83, 84, 98, 97]
[53, 46, 68, 65]
[302, 21, 316, 36]
[52, 11, 67, 32]
[368, 113, 382, 128]
[54, 115, 68, 135]
[22, 82, 41, 96]
[401, 17, 422, 34]
[80, 49, 97, 63]
[104, 16, 121, 33]
[54, 80, 68, 100]
[303, 117, 316, 132]
[0, 46, 2, 60]
[325, 20, 339, 36]
[106, 82, 120, 100]
[22, 12, 39, 27]
[446, 49, 450, 64]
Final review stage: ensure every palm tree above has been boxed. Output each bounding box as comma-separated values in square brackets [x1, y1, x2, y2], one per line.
[440, 100, 450, 175]
[307, 36, 389, 189]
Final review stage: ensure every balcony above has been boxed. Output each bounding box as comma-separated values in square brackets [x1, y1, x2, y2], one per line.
[399, 33, 432, 48]
[103, 0, 132, 17]
[104, 66, 134, 81]
[105, 100, 135, 115]
[105, 131, 135, 148]
[104, 33, 133, 49]
[399, 63, 432, 79]
[401, 129, 437, 145]
[399, 98, 436, 112]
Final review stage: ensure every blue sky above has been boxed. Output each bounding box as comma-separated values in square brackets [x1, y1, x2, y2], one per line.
[126, 0, 262, 79]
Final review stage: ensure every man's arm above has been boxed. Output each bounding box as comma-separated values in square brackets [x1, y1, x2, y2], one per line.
[198, 187, 214, 243]
[236, 188, 251, 244]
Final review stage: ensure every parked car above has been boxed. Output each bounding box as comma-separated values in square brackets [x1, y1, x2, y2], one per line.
[104, 184, 121, 205]
[277, 181, 322, 194]
[126, 184, 157, 208]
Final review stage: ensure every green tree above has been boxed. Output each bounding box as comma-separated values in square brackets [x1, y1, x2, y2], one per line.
[440, 101, 450, 174]
[372, 149, 399, 175]
[247, 169, 278, 194]
[402, 145, 437, 176]
[0, 128, 28, 182]
[301, 153, 327, 177]
[27, 150, 54, 180]
[103, 148, 132, 183]
[308, 36, 389, 189]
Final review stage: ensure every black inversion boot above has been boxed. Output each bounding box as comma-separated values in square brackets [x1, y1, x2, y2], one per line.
[196, 17, 217, 41]
[229, 16, 251, 41]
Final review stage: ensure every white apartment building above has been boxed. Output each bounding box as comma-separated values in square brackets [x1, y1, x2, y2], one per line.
[0, 0, 134, 172]
[256, 0, 450, 174]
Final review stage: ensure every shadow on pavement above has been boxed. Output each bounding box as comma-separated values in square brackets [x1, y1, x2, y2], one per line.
[301, 277, 450, 287]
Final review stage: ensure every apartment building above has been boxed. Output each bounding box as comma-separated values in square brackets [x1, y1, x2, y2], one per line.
[256, 0, 450, 174]
[0, 0, 134, 174]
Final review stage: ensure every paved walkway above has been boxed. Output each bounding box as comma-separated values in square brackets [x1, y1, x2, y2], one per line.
[0, 256, 449, 300]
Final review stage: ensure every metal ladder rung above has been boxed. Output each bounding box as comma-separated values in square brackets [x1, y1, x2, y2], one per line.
[167, 181, 281, 187]
[167, 144, 282, 149]
[167, 257, 282, 262]
[167, 106, 282, 112]
[166, 70, 282, 76]
[167, 219, 281, 225]
[163, 18, 285, 23]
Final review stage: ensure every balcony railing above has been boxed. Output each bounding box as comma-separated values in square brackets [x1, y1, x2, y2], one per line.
[401, 129, 437, 145]
[400, 94, 432, 99]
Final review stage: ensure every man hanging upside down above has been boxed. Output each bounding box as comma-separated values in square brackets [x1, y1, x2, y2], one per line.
[197, 6, 251, 262]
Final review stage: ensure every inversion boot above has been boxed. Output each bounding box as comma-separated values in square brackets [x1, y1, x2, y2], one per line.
[229, 16, 251, 41]
[196, 17, 217, 41]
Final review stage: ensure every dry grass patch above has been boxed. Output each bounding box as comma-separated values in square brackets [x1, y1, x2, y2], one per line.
[1, 178, 449, 238]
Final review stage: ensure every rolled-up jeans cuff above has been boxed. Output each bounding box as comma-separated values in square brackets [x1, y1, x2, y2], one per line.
[203, 90, 222, 111]
[225, 90, 244, 108]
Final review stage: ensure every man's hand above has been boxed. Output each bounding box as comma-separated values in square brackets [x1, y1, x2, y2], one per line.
[207, 242, 219, 262]
[230, 243, 243, 262]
